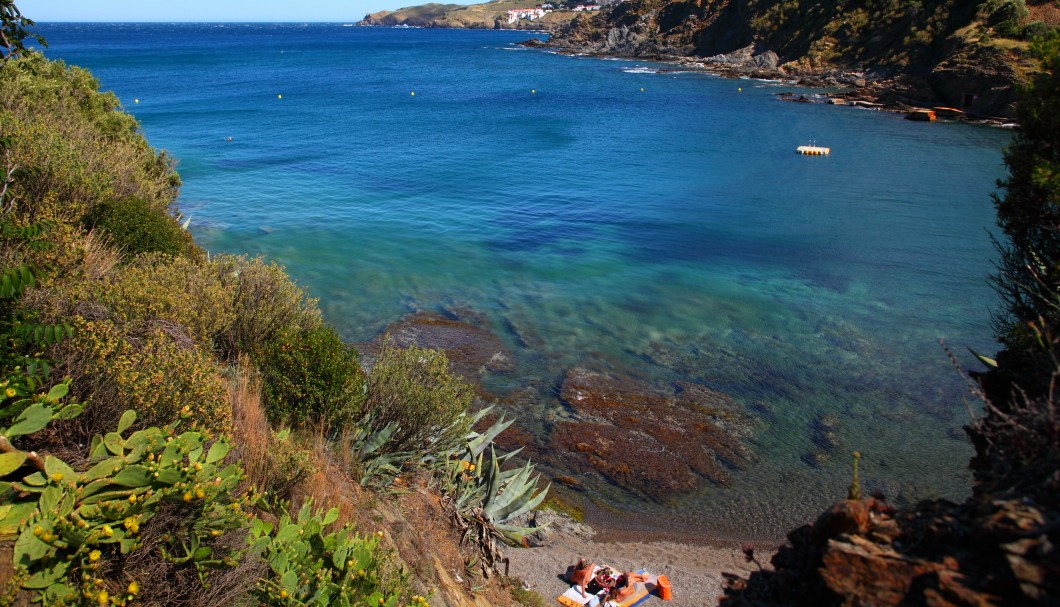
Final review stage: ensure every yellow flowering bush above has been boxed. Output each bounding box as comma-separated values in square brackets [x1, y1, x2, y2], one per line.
[98, 253, 234, 345]
[64, 318, 230, 436]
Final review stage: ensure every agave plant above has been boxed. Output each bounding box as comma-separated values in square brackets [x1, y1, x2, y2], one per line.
[346, 417, 408, 488]
[441, 411, 550, 578]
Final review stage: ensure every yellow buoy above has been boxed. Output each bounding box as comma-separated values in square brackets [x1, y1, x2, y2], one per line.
[277, 94, 283, 99]
[531, 89, 536, 94]
[134, 98, 140, 103]
[410, 91, 415, 96]
[738, 87, 742, 92]
[640, 88, 644, 92]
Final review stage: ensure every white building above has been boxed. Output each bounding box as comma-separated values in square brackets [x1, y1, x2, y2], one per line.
[507, 8, 547, 23]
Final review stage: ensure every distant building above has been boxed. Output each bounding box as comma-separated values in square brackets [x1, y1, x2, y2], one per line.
[507, 7, 547, 23]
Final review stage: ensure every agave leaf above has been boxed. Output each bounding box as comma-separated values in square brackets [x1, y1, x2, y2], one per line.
[493, 521, 535, 546]
[481, 446, 502, 513]
[359, 423, 398, 455]
[467, 416, 513, 458]
[486, 462, 534, 518]
[495, 480, 550, 523]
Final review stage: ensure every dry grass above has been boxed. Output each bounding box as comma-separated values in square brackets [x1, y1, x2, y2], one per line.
[78, 229, 123, 281]
[289, 429, 369, 529]
[229, 357, 273, 493]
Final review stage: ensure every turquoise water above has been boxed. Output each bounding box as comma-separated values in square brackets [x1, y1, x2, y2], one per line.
[37, 23, 1011, 540]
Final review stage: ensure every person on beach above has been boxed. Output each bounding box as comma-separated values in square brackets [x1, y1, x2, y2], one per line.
[569, 559, 596, 596]
[606, 571, 651, 604]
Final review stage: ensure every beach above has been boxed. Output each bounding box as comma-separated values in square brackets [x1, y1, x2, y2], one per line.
[505, 522, 770, 607]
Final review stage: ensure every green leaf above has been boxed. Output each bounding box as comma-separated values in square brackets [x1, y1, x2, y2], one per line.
[56, 403, 83, 420]
[159, 443, 181, 467]
[44, 382, 68, 402]
[281, 570, 298, 595]
[44, 455, 76, 483]
[322, 507, 339, 527]
[0, 451, 27, 476]
[23, 560, 69, 588]
[111, 464, 151, 487]
[6, 402, 52, 437]
[117, 410, 136, 434]
[14, 523, 51, 564]
[275, 523, 300, 544]
[104, 432, 125, 456]
[81, 457, 123, 482]
[21, 471, 46, 486]
[79, 479, 114, 500]
[89, 435, 107, 460]
[333, 543, 349, 569]
[39, 485, 61, 514]
[0, 502, 37, 536]
[155, 468, 182, 484]
[205, 441, 230, 464]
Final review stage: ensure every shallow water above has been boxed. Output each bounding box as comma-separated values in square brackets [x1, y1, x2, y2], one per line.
[37, 23, 1012, 540]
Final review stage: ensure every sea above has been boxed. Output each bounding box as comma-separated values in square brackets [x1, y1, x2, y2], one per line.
[33, 23, 1013, 542]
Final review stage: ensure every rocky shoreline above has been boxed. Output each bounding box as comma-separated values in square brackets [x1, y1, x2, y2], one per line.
[521, 38, 1020, 127]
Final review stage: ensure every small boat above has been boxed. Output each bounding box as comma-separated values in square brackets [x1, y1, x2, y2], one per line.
[905, 108, 937, 121]
[796, 144, 830, 155]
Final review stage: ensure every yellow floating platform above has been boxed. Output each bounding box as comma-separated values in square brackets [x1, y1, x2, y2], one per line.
[796, 145, 830, 155]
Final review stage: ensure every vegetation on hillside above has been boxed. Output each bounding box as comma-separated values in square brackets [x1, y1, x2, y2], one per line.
[0, 7, 548, 606]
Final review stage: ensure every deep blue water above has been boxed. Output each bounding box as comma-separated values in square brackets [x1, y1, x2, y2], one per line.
[35, 23, 1012, 540]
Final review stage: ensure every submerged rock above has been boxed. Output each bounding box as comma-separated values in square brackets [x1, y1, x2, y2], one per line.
[543, 367, 750, 502]
[362, 309, 514, 381]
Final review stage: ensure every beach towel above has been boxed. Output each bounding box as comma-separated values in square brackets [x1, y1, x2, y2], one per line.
[558, 569, 659, 607]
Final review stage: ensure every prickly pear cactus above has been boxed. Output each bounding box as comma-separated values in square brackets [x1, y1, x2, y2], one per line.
[1, 408, 248, 605]
[248, 501, 404, 607]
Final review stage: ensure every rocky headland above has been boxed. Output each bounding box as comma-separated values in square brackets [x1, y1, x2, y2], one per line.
[359, 1, 580, 31]
[527, 0, 1060, 120]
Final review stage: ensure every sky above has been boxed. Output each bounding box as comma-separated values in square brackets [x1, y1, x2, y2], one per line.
[19, 0, 413, 22]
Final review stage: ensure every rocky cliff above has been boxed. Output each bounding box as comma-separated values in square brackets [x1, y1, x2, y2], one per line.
[542, 0, 1058, 118]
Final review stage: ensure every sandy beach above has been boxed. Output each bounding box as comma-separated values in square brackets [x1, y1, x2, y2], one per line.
[505, 523, 771, 607]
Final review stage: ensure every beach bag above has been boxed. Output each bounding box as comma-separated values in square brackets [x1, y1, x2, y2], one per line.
[657, 575, 672, 601]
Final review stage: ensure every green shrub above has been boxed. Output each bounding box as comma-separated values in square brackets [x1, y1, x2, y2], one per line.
[363, 338, 472, 456]
[100, 253, 234, 345]
[0, 54, 180, 224]
[981, 0, 1029, 38]
[64, 318, 231, 436]
[1021, 21, 1055, 42]
[82, 196, 197, 259]
[257, 325, 366, 430]
[212, 255, 321, 359]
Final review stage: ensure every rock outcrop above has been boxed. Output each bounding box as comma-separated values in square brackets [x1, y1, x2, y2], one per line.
[722, 494, 1057, 606]
[541, 0, 1045, 119]
[545, 368, 749, 502]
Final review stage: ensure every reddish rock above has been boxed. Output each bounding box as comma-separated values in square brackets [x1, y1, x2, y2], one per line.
[545, 368, 749, 502]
